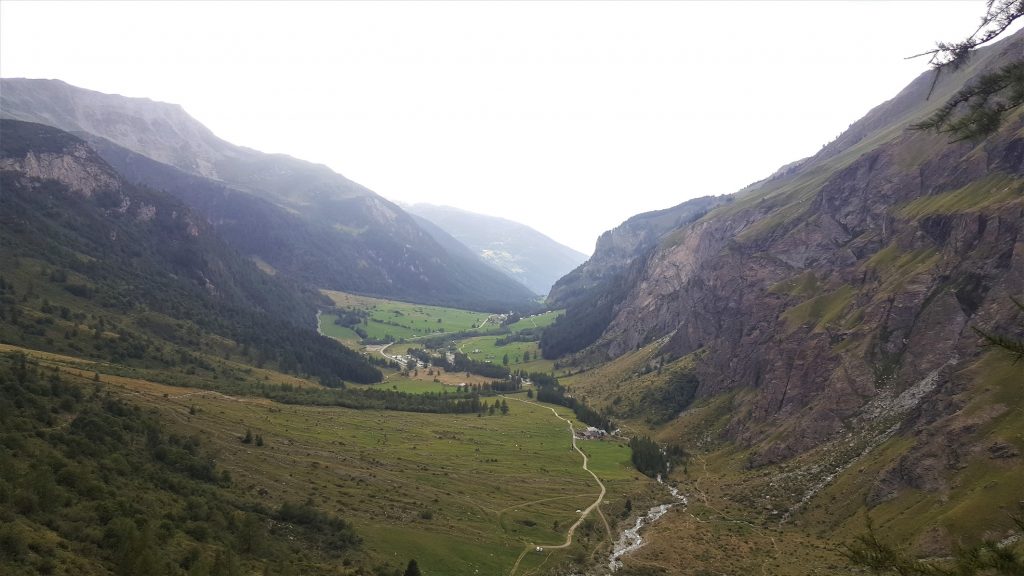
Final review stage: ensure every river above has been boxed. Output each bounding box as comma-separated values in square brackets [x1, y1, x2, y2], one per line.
[608, 475, 687, 572]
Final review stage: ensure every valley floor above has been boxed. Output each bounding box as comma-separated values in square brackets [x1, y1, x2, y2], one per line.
[2, 343, 656, 576]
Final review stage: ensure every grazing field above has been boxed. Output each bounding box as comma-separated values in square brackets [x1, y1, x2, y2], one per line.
[317, 312, 363, 343]
[506, 310, 564, 332]
[321, 289, 494, 341]
[6, 343, 649, 575]
[459, 335, 555, 374]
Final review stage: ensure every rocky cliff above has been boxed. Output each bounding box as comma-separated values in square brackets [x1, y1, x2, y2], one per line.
[562, 30, 1024, 472]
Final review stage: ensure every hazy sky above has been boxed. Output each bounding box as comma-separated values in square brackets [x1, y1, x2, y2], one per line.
[0, 1, 1004, 254]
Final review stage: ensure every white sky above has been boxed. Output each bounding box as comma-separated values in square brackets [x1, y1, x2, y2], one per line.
[0, 1, 1004, 254]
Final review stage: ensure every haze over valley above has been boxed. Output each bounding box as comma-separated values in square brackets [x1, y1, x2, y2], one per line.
[1, 2, 1022, 575]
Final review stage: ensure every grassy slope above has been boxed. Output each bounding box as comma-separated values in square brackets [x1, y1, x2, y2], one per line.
[563, 338, 1024, 574]
[4, 343, 649, 576]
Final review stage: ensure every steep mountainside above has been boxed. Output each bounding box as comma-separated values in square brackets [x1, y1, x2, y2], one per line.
[541, 195, 724, 357]
[407, 204, 588, 296]
[556, 28, 1024, 561]
[0, 79, 537, 312]
[0, 119, 381, 384]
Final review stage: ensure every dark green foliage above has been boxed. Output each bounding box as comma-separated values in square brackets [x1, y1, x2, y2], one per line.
[403, 559, 422, 576]
[407, 348, 511, 380]
[530, 372, 614, 431]
[261, 384, 493, 414]
[912, 1, 1024, 141]
[0, 353, 361, 574]
[540, 269, 630, 358]
[275, 500, 361, 553]
[640, 370, 700, 425]
[628, 436, 687, 478]
[915, 61, 1024, 141]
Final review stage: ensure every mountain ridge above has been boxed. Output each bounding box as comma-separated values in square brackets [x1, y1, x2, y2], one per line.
[548, 26, 1024, 565]
[0, 78, 538, 312]
[406, 203, 588, 296]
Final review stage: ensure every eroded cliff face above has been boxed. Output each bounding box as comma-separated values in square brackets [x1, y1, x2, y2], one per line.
[576, 32, 1024, 476]
[599, 122, 1022, 467]
[0, 144, 121, 197]
[547, 195, 723, 309]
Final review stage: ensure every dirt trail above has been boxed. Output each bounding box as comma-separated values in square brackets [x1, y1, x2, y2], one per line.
[507, 398, 609, 576]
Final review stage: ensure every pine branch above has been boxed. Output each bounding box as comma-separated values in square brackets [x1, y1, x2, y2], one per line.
[908, 0, 1024, 139]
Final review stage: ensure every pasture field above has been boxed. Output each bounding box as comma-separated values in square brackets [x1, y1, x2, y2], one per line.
[459, 335, 556, 374]
[321, 289, 494, 341]
[317, 312, 363, 344]
[506, 310, 564, 332]
[5, 343, 649, 575]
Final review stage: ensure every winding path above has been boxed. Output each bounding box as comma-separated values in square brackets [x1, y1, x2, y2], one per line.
[507, 398, 609, 576]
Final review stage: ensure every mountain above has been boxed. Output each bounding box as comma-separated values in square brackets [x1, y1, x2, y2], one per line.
[541, 194, 725, 357]
[550, 28, 1024, 562]
[0, 119, 382, 385]
[0, 78, 538, 312]
[406, 203, 588, 296]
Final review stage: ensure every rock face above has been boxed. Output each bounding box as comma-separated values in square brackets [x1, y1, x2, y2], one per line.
[0, 146, 120, 198]
[556, 29, 1024, 477]
[547, 195, 724, 310]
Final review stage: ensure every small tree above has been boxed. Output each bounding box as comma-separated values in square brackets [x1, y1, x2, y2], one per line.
[500, 399, 509, 415]
[404, 559, 422, 576]
[242, 429, 253, 444]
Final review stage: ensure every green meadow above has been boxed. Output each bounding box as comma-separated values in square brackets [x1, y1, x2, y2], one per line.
[458, 335, 555, 374]
[88, 372, 642, 576]
[321, 289, 495, 341]
[506, 310, 563, 332]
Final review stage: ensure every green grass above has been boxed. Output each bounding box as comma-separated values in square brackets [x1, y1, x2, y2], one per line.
[458, 335, 555, 373]
[317, 312, 362, 342]
[864, 246, 940, 296]
[506, 310, 564, 332]
[896, 173, 1023, 218]
[322, 289, 497, 341]
[781, 284, 856, 332]
[10, 353, 644, 576]
[769, 271, 820, 298]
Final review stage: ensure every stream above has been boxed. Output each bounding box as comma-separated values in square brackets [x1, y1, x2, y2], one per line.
[608, 475, 687, 572]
